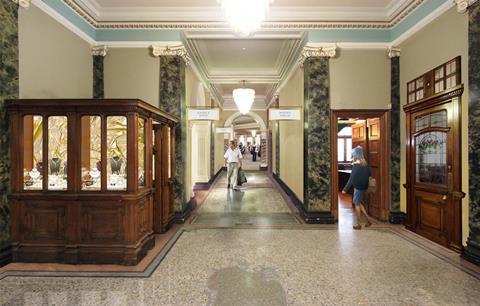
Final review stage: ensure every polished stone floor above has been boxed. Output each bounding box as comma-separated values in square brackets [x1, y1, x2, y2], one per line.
[1, 172, 480, 305]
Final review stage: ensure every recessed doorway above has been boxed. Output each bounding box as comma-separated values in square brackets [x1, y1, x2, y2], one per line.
[330, 110, 390, 225]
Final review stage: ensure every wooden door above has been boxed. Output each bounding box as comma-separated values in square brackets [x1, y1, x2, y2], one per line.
[405, 99, 463, 251]
[351, 121, 367, 155]
[366, 118, 383, 220]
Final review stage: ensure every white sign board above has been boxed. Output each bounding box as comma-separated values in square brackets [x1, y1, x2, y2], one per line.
[269, 109, 301, 121]
[216, 127, 233, 134]
[188, 109, 219, 121]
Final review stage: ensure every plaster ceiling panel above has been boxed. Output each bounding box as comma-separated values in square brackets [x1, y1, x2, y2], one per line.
[195, 39, 287, 75]
[272, 0, 393, 7]
[216, 84, 273, 96]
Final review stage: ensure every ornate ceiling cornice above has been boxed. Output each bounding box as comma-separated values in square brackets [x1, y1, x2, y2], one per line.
[64, 0, 426, 30]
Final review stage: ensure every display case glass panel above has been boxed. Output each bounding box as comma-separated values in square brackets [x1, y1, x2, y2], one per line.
[48, 116, 68, 190]
[138, 118, 146, 187]
[81, 116, 101, 190]
[23, 115, 43, 190]
[107, 116, 127, 191]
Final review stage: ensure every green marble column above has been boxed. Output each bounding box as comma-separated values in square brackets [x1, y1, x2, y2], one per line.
[159, 55, 187, 214]
[388, 50, 405, 224]
[464, 0, 480, 266]
[274, 98, 280, 176]
[0, 0, 19, 266]
[93, 56, 104, 98]
[303, 55, 334, 223]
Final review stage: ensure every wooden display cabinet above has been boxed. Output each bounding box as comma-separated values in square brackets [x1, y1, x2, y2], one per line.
[6, 99, 178, 265]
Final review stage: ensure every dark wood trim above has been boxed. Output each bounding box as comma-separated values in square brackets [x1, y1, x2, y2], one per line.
[330, 109, 391, 222]
[272, 173, 334, 224]
[389, 212, 407, 224]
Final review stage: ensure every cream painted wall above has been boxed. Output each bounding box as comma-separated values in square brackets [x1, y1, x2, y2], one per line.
[19, 5, 92, 98]
[279, 68, 304, 201]
[330, 49, 391, 109]
[104, 49, 159, 106]
[399, 7, 469, 244]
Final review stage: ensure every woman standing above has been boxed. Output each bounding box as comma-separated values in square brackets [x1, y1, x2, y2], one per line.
[342, 146, 372, 230]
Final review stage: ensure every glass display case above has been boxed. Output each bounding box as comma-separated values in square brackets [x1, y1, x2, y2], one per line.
[7, 99, 178, 265]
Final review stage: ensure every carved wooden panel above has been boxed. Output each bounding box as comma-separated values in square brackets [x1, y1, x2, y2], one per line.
[24, 202, 66, 241]
[80, 202, 125, 242]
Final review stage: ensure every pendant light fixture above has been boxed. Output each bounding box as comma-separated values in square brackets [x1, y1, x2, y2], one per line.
[217, 0, 273, 36]
[233, 81, 255, 115]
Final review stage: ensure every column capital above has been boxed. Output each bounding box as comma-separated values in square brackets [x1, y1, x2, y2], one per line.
[298, 43, 337, 67]
[454, 0, 478, 13]
[151, 45, 191, 65]
[388, 47, 401, 58]
[91, 45, 108, 57]
[12, 0, 31, 8]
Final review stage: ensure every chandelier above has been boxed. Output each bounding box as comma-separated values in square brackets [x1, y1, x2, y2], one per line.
[233, 81, 255, 115]
[217, 0, 273, 36]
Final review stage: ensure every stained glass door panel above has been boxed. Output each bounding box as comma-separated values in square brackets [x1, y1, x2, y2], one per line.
[415, 131, 447, 185]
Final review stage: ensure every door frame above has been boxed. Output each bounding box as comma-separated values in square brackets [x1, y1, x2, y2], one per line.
[330, 109, 391, 221]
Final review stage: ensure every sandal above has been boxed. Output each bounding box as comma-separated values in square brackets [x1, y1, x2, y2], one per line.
[365, 221, 372, 227]
[353, 224, 362, 230]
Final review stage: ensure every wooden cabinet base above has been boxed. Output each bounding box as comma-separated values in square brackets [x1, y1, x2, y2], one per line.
[11, 234, 155, 265]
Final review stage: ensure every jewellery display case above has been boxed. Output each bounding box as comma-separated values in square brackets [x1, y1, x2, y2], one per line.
[7, 99, 178, 265]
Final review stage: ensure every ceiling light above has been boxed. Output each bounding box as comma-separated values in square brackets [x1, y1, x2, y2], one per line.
[233, 81, 255, 115]
[218, 0, 273, 36]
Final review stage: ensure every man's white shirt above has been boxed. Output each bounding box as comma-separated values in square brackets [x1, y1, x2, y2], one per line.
[224, 148, 243, 163]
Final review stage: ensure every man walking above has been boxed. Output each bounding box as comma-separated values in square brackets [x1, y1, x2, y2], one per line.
[224, 140, 243, 191]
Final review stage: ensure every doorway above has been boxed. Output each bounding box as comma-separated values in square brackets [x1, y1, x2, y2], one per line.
[330, 110, 390, 224]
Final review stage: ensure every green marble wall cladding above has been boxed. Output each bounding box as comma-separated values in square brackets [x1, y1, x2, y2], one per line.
[0, 1, 19, 245]
[93, 56, 104, 98]
[390, 57, 401, 212]
[303, 57, 331, 212]
[159, 56, 186, 212]
[465, 1, 480, 264]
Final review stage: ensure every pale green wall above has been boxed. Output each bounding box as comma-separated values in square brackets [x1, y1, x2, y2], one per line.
[19, 5, 92, 98]
[279, 68, 304, 201]
[104, 48, 160, 106]
[399, 7, 469, 244]
[330, 49, 391, 109]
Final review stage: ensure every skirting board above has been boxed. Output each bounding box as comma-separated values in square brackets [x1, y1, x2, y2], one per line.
[272, 173, 334, 224]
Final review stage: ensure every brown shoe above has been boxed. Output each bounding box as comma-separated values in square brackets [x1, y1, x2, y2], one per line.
[353, 224, 362, 230]
[365, 221, 372, 227]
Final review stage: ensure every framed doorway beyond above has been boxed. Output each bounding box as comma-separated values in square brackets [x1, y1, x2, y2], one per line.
[330, 109, 391, 222]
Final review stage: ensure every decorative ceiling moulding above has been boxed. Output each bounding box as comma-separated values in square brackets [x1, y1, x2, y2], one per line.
[91, 45, 108, 56]
[388, 47, 401, 58]
[453, 0, 479, 13]
[12, 0, 31, 8]
[150, 45, 191, 65]
[64, 0, 425, 30]
[298, 43, 337, 67]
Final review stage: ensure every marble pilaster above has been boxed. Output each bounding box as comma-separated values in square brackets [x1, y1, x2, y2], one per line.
[302, 49, 334, 222]
[464, 0, 480, 265]
[210, 122, 215, 179]
[274, 98, 280, 176]
[0, 0, 19, 265]
[92, 46, 107, 99]
[388, 49, 404, 223]
[158, 55, 187, 212]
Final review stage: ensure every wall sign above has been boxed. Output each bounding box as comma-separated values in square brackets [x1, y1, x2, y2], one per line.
[269, 109, 301, 121]
[188, 109, 219, 121]
[216, 127, 233, 134]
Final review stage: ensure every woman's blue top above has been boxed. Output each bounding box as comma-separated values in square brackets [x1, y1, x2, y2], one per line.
[343, 163, 371, 192]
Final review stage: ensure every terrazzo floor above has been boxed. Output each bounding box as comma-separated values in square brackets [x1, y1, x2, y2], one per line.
[1, 172, 480, 305]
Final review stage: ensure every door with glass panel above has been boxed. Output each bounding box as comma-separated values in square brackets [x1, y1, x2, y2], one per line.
[405, 99, 464, 250]
[404, 57, 464, 252]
